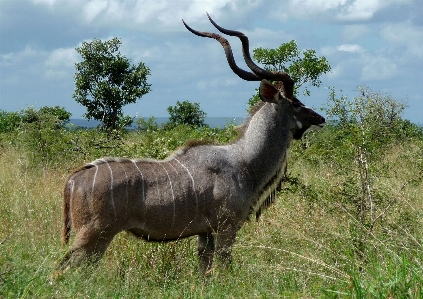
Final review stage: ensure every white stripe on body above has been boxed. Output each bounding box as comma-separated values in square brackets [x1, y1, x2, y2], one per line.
[159, 162, 176, 228]
[174, 158, 198, 215]
[92, 164, 98, 193]
[131, 160, 146, 203]
[166, 160, 179, 175]
[88, 164, 99, 214]
[117, 162, 130, 220]
[103, 160, 117, 222]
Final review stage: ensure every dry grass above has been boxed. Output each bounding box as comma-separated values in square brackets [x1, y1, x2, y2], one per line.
[1, 135, 422, 298]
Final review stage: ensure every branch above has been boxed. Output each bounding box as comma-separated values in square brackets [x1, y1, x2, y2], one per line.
[0, 232, 14, 246]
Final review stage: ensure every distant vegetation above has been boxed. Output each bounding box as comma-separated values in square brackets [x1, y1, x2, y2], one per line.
[73, 37, 151, 133]
[166, 100, 207, 129]
[1, 86, 422, 297]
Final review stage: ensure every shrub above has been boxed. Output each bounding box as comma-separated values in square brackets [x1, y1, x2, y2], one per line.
[166, 101, 206, 128]
[296, 86, 423, 261]
[0, 110, 22, 133]
[136, 116, 160, 132]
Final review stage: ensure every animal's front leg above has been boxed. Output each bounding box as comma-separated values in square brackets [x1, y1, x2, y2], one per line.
[198, 233, 215, 275]
[215, 229, 237, 268]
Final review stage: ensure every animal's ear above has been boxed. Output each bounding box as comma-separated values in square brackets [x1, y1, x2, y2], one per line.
[259, 80, 279, 103]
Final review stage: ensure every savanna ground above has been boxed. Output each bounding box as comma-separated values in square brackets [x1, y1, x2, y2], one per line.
[1, 98, 423, 298]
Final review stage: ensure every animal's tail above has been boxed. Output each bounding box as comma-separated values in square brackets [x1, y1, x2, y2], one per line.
[62, 179, 72, 246]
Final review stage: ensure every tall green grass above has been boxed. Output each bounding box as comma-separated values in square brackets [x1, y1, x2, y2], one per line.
[1, 123, 422, 298]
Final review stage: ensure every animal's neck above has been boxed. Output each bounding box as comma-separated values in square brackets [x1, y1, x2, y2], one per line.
[234, 103, 292, 190]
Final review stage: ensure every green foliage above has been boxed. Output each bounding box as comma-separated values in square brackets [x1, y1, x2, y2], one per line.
[166, 100, 207, 128]
[21, 106, 71, 128]
[73, 37, 151, 133]
[0, 110, 21, 133]
[0, 106, 72, 166]
[396, 118, 423, 139]
[128, 124, 238, 160]
[136, 116, 159, 132]
[293, 86, 423, 261]
[253, 40, 331, 96]
[16, 107, 72, 168]
[247, 88, 261, 112]
[248, 41, 331, 110]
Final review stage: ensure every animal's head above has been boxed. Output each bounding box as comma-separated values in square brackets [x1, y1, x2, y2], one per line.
[183, 13, 325, 140]
[258, 80, 325, 139]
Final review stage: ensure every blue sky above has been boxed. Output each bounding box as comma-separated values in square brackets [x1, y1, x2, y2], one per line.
[1, 0, 422, 124]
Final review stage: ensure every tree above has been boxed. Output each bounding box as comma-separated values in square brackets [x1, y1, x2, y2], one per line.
[73, 37, 151, 132]
[18, 106, 72, 167]
[21, 106, 71, 128]
[0, 110, 21, 133]
[316, 87, 421, 259]
[248, 40, 331, 109]
[166, 101, 207, 128]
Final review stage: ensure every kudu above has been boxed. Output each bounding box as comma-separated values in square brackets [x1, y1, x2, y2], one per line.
[58, 14, 325, 275]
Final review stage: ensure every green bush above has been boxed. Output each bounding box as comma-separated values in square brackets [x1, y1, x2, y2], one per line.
[7, 106, 72, 169]
[166, 100, 207, 128]
[0, 110, 22, 133]
[136, 116, 160, 132]
[21, 106, 71, 128]
[288, 86, 423, 262]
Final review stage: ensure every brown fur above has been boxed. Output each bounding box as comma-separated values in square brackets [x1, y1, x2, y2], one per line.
[62, 180, 72, 246]
[55, 17, 326, 277]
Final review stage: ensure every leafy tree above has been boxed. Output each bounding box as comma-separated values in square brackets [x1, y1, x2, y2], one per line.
[312, 86, 422, 259]
[0, 106, 71, 134]
[21, 106, 71, 128]
[0, 110, 21, 133]
[73, 37, 151, 132]
[136, 116, 160, 132]
[248, 40, 331, 109]
[17, 106, 72, 168]
[166, 101, 207, 128]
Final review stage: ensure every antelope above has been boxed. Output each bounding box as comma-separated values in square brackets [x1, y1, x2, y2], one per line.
[57, 14, 325, 276]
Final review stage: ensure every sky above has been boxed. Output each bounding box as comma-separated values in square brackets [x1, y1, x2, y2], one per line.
[1, 0, 422, 124]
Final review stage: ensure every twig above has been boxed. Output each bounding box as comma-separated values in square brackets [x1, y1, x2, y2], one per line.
[0, 270, 13, 283]
[236, 244, 348, 278]
[0, 232, 14, 246]
[400, 169, 423, 192]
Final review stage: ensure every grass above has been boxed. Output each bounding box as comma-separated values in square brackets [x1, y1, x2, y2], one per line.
[1, 127, 422, 298]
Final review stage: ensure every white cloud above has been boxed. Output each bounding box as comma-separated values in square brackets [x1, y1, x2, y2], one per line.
[337, 44, 364, 53]
[337, 0, 381, 21]
[33, 0, 58, 5]
[361, 56, 398, 81]
[45, 47, 77, 68]
[29, 0, 263, 31]
[342, 25, 369, 41]
[1, 46, 39, 66]
[83, 0, 108, 22]
[323, 45, 398, 82]
[282, 0, 412, 22]
[43, 48, 77, 79]
[290, 0, 347, 13]
[337, 0, 413, 21]
[380, 21, 423, 59]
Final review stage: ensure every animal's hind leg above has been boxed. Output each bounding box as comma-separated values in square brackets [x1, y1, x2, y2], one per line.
[58, 227, 116, 271]
[198, 233, 215, 275]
